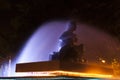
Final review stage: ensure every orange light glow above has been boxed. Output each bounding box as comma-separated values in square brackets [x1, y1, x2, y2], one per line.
[51, 71, 113, 78]
[16, 70, 113, 78]
[101, 60, 106, 63]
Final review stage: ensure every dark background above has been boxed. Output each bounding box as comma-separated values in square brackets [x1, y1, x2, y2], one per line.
[0, 0, 120, 60]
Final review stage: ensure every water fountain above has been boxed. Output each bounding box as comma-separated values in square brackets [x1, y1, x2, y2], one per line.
[1, 20, 120, 77]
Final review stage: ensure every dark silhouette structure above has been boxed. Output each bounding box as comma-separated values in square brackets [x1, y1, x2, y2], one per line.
[50, 21, 84, 63]
[59, 21, 77, 47]
[15, 21, 114, 78]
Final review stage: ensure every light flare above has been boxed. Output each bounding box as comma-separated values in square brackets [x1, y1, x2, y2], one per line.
[16, 70, 113, 78]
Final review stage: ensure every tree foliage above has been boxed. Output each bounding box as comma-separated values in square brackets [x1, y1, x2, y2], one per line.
[112, 59, 120, 77]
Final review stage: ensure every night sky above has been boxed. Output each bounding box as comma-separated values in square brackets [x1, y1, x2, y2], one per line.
[0, 0, 120, 62]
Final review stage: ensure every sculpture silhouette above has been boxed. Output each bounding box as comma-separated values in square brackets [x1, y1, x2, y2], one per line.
[50, 21, 84, 63]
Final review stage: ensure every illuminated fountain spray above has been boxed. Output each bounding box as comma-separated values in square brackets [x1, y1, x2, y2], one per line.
[17, 21, 67, 63]
[1, 20, 120, 77]
[0, 20, 66, 77]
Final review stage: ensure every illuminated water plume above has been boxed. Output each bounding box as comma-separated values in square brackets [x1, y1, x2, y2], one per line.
[1, 20, 120, 77]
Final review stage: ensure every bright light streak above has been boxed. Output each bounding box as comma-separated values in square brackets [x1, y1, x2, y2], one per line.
[52, 71, 113, 78]
[14, 72, 56, 77]
[16, 70, 113, 78]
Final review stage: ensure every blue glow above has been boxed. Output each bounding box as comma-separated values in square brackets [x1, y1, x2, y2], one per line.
[17, 21, 67, 63]
[1, 20, 120, 77]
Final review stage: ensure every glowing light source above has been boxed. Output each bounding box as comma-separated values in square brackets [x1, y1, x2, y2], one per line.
[16, 70, 113, 78]
[99, 58, 106, 64]
[101, 60, 106, 63]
